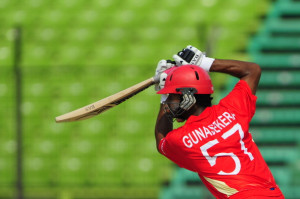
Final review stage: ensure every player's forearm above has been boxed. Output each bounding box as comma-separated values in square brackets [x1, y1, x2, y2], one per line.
[210, 59, 260, 79]
[155, 104, 173, 152]
[210, 59, 261, 94]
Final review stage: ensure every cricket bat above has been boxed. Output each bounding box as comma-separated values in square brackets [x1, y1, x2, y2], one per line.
[55, 77, 157, 123]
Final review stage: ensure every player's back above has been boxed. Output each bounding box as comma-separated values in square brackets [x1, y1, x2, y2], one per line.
[181, 105, 280, 198]
[159, 80, 284, 198]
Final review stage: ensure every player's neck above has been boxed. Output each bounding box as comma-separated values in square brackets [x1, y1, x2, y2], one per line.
[193, 106, 206, 116]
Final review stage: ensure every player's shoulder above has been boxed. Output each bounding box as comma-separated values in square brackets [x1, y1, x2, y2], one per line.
[234, 80, 255, 95]
[218, 80, 256, 105]
[163, 126, 188, 147]
[165, 126, 183, 139]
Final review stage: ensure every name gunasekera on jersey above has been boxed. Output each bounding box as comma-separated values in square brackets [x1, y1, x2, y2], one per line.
[183, 111, 236, 148]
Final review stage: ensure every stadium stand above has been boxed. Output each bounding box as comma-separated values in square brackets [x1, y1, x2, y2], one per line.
[1, 0, 299, 199]
[248, 0, 300, 197]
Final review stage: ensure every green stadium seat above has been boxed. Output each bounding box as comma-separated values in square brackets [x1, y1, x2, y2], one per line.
[52, 0, 86, 10]
[0, 156, 15, 186]
[64, 28, 96, 43]
[259, 71, 300, 88]
[251, 127, 300, 143]
[256, 90, 300, 106]
[251, 108, 300, 125]
[170, 168, 200, 186]
[23, 44, 54, 67]
[0, 42, 13, 67]
[259, 146, 298, 163]
[247, 0, 300, 198]
[277, 0, 300, 3]
[23, 156, 57, 186]
[58, 156, 92, 186]
[28, 28, 59, 42]
[160, 168, 216, 198]
[249, 36, 300, 52]
[0, 81, 13, 99]
[0, 138, 16, 155]
[160, 186, 206, 199]
[18, 0, 49, 9]
[0, 0, 12, 9]
[74, 9, 103, 26]
[270, 166, 293, 185]
[28, 82, 47, 97]
[280, 186, 300, 199]
[251, 53, 300, 69]
[262, 18, 300, 35]
[0, 118, 15, 140]
[269, 1, 300, 18]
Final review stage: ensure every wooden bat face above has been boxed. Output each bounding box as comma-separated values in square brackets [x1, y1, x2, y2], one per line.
[55, 77, 155, 123]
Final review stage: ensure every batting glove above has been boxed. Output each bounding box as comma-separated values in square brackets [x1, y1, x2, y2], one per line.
[173, 45, 215, 72]
[154, 59, 176, 91]
[154, 59, 176, 103]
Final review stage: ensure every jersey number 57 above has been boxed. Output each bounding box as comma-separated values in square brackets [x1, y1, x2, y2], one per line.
[200, 123, 254, 175]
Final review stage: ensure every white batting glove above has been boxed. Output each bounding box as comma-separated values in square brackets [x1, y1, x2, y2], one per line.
[173, 45, 215, 72]
[154, 59, 176, 103]
[154, 59, 176, 91]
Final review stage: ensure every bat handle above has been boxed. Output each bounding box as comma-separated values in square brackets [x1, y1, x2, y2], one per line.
[153, 75, 160, 83]
[153, 66, 178, 84]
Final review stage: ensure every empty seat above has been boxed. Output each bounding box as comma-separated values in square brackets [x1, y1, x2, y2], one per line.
[251, 108, 300, 125]
[0, 156, 15, 186]
[279, 186, 300, 198]
[251, 127, 300, 143]
[259, 71, 300, 88]
[269, 1, 300, 18]
[270, 166, 293, 185]
[256, 90, 300, 106]
[171, 168, 200, 186]
[249, 36, 300, 53]
[263, 19, 300, 35]
[259, 146, 298, 163]
[251, 53, 300, 69]
[160, 185, 206, 199]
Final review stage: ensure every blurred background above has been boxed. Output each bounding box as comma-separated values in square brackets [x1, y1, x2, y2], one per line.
[1, 0, 300, 198]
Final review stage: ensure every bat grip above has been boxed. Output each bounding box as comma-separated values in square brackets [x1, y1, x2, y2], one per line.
[153, 75, 160, 83]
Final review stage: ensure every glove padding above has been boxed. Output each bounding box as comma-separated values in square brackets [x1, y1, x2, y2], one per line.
[154, 59, 176, 91]
[173, 45, 205, 66]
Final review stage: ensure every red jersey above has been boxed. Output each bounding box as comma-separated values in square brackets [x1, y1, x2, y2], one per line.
[159, 80, 284, 198]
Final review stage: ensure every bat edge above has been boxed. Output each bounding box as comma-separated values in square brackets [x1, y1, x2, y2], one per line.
[55, 77, 155, 123]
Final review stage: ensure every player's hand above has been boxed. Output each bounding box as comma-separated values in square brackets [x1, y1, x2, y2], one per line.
[173, 45, 214, 72]
[173, 45, 205, 66]
[154, 59, 176, 91]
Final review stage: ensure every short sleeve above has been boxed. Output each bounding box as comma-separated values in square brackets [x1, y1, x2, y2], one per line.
[158, 138, 167, 155]
[159, 136, 183, 167]
[219, 80, 257, 122]
[158, 132, 189, 169]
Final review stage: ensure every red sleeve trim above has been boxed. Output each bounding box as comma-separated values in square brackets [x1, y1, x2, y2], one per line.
[158, 138, 167, 155]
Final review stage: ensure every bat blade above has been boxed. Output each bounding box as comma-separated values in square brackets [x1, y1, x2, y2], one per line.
[55, 77, 155, 123]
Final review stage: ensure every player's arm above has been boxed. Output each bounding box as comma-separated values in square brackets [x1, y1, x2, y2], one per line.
[173, 45, 261, 95]
[154, 60, 175, 152]
[210, 59, 261, 94]
[155, 103, 173, 152]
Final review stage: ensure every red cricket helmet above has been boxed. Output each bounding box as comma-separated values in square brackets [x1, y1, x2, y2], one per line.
[157, 65, 214, 94]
